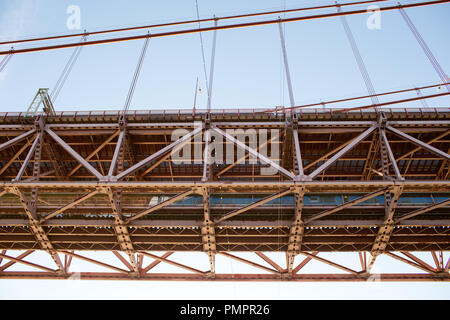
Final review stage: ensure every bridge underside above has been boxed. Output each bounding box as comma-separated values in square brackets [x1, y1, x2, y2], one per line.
[0, 108, 449, 281]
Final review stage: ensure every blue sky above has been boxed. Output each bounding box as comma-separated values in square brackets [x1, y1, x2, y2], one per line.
[0, 0, 449, 299]
[1, 0, 450, 110]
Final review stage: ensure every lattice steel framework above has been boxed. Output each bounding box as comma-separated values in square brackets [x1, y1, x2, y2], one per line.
[0, 108, 448, 281]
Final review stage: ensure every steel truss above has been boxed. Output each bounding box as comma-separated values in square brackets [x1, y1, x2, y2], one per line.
[0, 108, 449, 281]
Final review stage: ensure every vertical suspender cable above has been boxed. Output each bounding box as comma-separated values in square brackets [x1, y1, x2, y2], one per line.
[0, 49, 14, 73]
[278, 20, 296, 109]
[337, 4, 379, 106]
[398, 5, 450, 93]
[123, 33, 150, 115]
[207, 18, 218, 112]
[415, 86, 429, 108]
[195, 0, 211, 100]
[51, 35, 88, 103]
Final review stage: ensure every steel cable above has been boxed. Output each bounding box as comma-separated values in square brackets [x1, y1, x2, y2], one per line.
[51, 35, 88, 103]
[195, 0, 210, 99]
[338, 5, 379, 105]
[123, 34, 150, 115]
[399, 6, 450, 92]
[0, 53, 13, 73]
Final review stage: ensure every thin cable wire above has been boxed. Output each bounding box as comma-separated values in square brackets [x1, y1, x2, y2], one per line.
[334, 90, 450, 112]
[0, 53, 13, 73]
[51, 36, 87, 103]
[195, 0, 210, 99]
[398, 6, 450, 92]
[261, 82, 448, 113]
[338, 4, 379, 105]
[1, 0, 447, 56]
[0, 0, 392, 46]
[123, 34, 151, 115]
[415, 86, 429, 108]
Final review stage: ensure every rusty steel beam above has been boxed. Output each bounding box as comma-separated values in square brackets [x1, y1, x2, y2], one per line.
[3, 218, 450, 228]
[217, 134, 279, 177]
[380, 128, 403, 180]
[293, 251, 319, 274]
[46, 128, 104, 180]
[309, 125, 376, 179]
[396, 198, 450, 222]
[378, 130, 449, 172]
[219, 252, 280, 274]
[215, 188, 292, 223]
[0, 110, 449, 281]
[0, 129, 36, 152]
[103, 187, 139, 273]
[140, 251, 206, 275]
[60, 250, 129, 273]
[255, 252, 284, 273]
[115, 125, 203, 181]
[387, 125, 450, 161]
[0, 136, 35, 177]
[0, 252, 56, 273]
[299, 252, 359, 275]
[385, 252, 436, 274]
[213, 126, 296, 180]
[304, 188, 388, 224]
[0, 271, 448, 281]
[0, 250, 34, 272]
[112, 251, 135, 272]
[401, 251, 438, 273]
[287, 187, 306, 274]
[369, 186, 404, 270]
[126, 189, 195, 223]
[141, 252, 174, 273]
[108, 130, 127, 178]
[40, 190, 99, 222]
[13, 133, 41, 182]
[68, 130, 120, 177]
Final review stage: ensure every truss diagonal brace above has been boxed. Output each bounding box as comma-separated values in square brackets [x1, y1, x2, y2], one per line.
[108, 128, 127, 178]
[304, 187, 388, 224]
[60, 251, 129, 273]
[13, 131, 42, 182]
[0, 250, 34, 272]
[212, 126, 296, 180]
[215, 188, 293, 224]
[45, 127, 104, 180]
[299, 252, 359, 275]
[386, 125, 450, 161]
[140, 251, 206, 275]
[380, 128, 403, 180]
[68, 130, 120, 177]
[396, 198, 450, 222]
[219, 252, 280, 275]
[0, 252, 56, 273]
[309, 125, 376, 179]
[40, 190, 99, 223]
[115, 125, 203, 181]
[126, 189, 195, 223]
[0, 129, 36, 152]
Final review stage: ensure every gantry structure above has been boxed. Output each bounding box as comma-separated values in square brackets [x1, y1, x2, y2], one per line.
[0, 0, 449, 281]
[0, 108, 448, 281]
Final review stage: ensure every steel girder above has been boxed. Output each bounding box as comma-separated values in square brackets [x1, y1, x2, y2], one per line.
[0, 109, 449, 281]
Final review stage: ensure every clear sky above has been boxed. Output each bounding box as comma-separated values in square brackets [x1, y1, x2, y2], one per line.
[0, 0, 449, 299]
